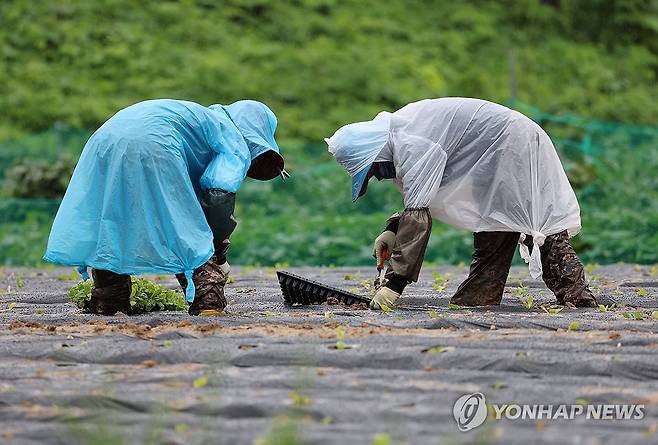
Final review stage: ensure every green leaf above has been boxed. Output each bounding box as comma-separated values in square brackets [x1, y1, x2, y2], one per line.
[193, 376, 208, 388]
[371, 433, 391, 445]
[174, 423, 189, 434]
[567, 321, 580, 331]
[424, 345, 455, 354]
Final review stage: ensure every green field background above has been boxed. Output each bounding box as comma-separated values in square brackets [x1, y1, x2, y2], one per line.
[1, 0, 656, 267]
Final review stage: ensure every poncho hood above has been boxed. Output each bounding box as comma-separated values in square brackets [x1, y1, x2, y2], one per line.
[325, 111, 392, 201]
[210, 100, 284, 180]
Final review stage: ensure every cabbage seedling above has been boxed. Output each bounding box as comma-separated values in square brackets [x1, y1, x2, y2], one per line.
[68, 278, 185, 313]
[540, 305, 563, 315]
[520, 295, 535, 309]
[432, 272, 450, 292]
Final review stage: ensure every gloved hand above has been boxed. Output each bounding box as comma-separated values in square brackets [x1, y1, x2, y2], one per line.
[370, 286, 400, 310]
[219, 261, 230, 278]
[372, 230, 396, 265]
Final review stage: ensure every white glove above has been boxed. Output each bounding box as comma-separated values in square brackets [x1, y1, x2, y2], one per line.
[370, 287, 400, 310]
[372, 230, 396, 265]
[219, 261, 230, 277]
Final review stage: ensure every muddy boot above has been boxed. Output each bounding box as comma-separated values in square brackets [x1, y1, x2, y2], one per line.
[176, 255, 228, 316]
[532, 230, 597, 308]
[90, 269, 132, 315]
[450, 232, 519, 306]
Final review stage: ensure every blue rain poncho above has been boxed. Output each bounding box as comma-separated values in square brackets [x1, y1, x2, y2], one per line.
[44, 99, 281, 301]
[326, 98, 581, 279]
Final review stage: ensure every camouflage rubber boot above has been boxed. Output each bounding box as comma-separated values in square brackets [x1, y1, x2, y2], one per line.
[176, 255, 228, 316]
[537, 230, 597, 308]
[90, 269, 132, 315]
[450, 232, 519, 306]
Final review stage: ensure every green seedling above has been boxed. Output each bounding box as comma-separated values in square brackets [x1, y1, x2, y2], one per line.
[344, 272, 361, 281]
[324, 311, 335, 319]
[636, 287, 647, 297]
[540, 305, 563, 315]
[598, 304, 616, 312]
[321, 416, 333, 425]
[513, 287, 529, 296]
[371, 433, 392, 445]
[174, 423, 189, 434]
[492, 382, 506, 390]
[380, 304, 392, 313]
[264, 311, 274, 317]
[432, 271, 450, 292]
[516, 351, 528, 357]
[448, 303, 461, 310]
[649, 266, 658, 277]
[15, 275, 25, 288]
[567, 321, 580, 331]
[35, 308, 44, 315]
[335, 326, 345, 340]
[334, 341, 348, 350]
[520, 295, 535, 309]
[651, 311, 658, 319]
[622, 311, 645, 320]
[8, 302, 17, 310]
[57, 270, 80, 281]
[360, 279, 372, 291]
[289, 390, 311, 407]
[225, 276, 234, 285]
[428, 310, 441, 318]
[424, 345, 455, 354]
[348, 288, 360, 294]
[192, 376, 208, 388]
[513, 279, 529, 295]
[575, 398, 590, 406]
[457, 261, 466, 269]
[585, 263, 599, 277]
[633, 265, 643, 272]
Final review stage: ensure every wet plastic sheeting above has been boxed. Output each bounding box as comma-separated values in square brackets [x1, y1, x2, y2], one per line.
[0, 265, 657, 444]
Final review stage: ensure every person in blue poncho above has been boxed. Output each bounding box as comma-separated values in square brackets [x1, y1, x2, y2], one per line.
[44, 99, 287, 316]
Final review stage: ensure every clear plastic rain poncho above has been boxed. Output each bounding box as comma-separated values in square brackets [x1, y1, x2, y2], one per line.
[44, 99, 281, 301]
[326, 98, 581, 278]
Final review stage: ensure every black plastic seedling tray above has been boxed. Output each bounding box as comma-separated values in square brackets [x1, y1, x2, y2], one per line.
[277, 270, 371, 306]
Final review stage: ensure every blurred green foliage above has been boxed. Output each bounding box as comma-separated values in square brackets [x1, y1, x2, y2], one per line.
[1, 0, 656, 141]
[0, 0, 656, 267]
[3, 155, 76, 198]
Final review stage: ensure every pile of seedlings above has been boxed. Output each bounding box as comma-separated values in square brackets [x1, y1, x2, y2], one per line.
[68, 278, 186, 313]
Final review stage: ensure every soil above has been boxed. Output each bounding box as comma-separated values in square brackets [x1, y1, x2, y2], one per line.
[0, 264, 657, 444]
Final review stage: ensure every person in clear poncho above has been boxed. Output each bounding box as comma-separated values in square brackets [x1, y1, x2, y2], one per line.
[326, 97, 596, 310]
[45, 99, 287, 316]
